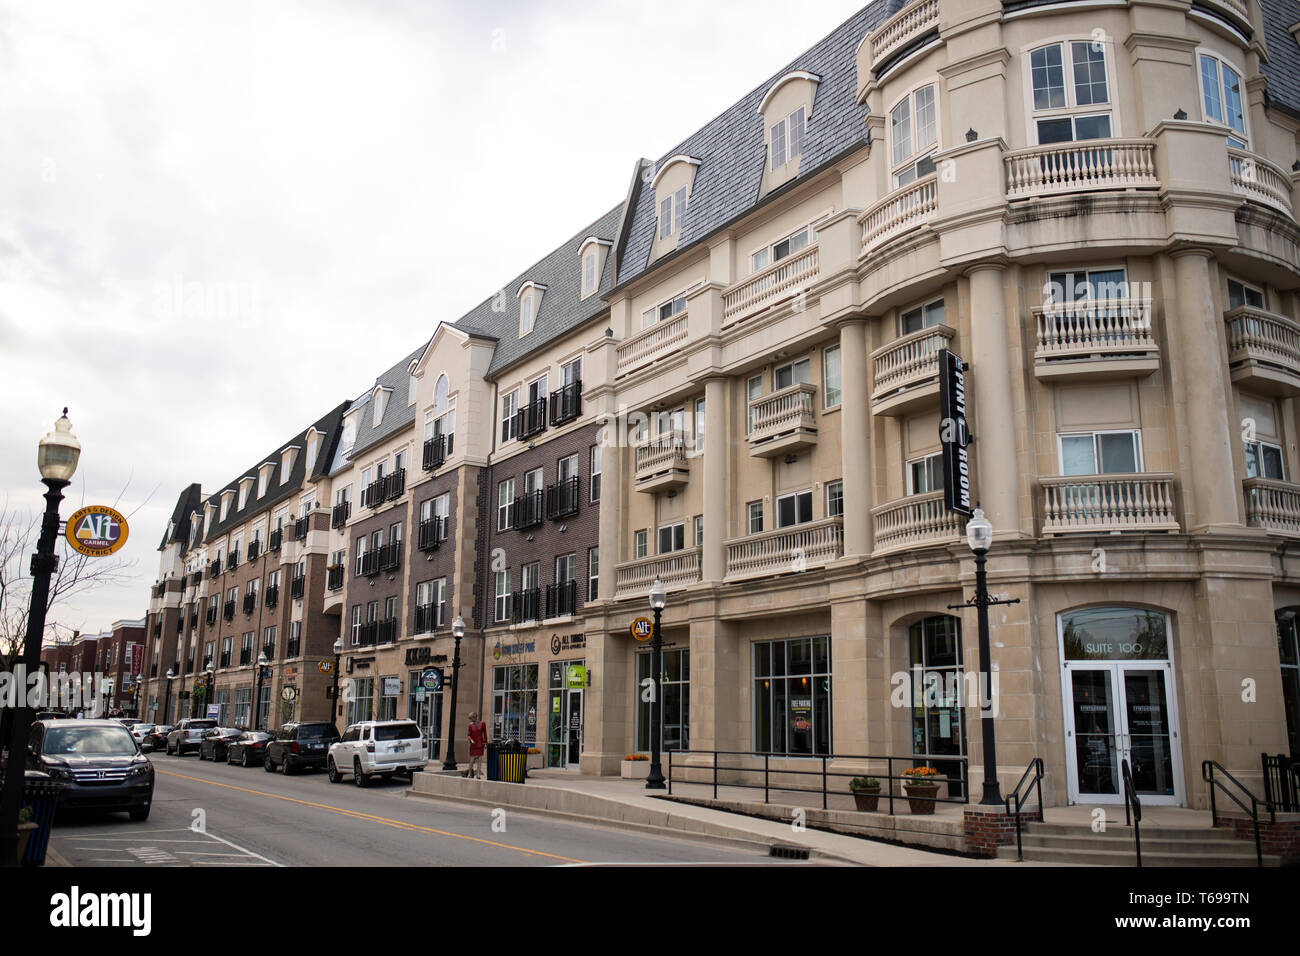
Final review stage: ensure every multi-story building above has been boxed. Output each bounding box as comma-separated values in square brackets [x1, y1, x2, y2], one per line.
[89, 619, 146, 716]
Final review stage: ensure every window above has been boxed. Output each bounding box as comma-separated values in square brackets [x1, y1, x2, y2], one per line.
[1058, 430, 1141, 475]
[588, 547, 599, 601]
[769, 105, 806, 172]
[582, 249, 598, 296]
[257, 471, 268, 498]
[776, 491, 813, 528]
[287, 621, 302, 658]
[491, 664, 538, 745]
[346, 676, 374, 726]
[900, 298, 946, 335]
[1228, 278, 1264, 311]
[641, 291, 688, 330]
[746, 375, 763, 433]
[262, 626, 277, 658]
[497, 478, 515, 531]
[636, 648, 691, 751]
[694, 515, 704, 548]
[557, 452, 578, 484]
[890, 83, 938, 185]
[747, 501, 764, 535]
[394, 450, 406, 474]
[1198, 52, 1247, 148]
[495, 570, 512, 622]
[634, 530, 648, 559]
[658, 185, 688, 240]
[524, 467, 543, 496]
[1277, 613, 1300, 756]
[500, 390, 519, 443]
[751, 223, 818, 273]
[909, 616, 967, 786]
[1245, 439, 1285, 480]
[520, 294, 535, 335]
[354, 536, 367, 576]
[1029, 41, 1112, 144]
[826, 481, 843, 519]
[351, 605, 363, 645]
[907, 453, 944, 494]
[753, 636, 831, 755]
[658, 523, 685, 554]
[694, 397, 705, 452]
[1046, 269, 1127, 304]
[774, 358, 810, 392]
[590, 445, 601, 502]
[823, 346, 841, 408]
[377, 677, 399, 722]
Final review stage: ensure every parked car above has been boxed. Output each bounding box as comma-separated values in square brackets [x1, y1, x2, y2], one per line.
[26, 719, 154, 821]
[226, 731, 272, 767]
[144, 725, 172, 750]
[263, 721, 339, 774]
[33, 711, 67, 721]
[165, 718, 219, 755]
[128, 724, 156, 749]
[328, 720, 427, 786]
[198, 727, 243, 762]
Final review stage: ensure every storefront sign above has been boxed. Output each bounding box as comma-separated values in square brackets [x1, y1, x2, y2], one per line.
[937, 349, 972, 517]
[550, 633, 586, 655]
[317, 660, 334, 675]
[565, 664, 587, 689]
[383, 677, 401, 697]
[492, 640, 535, 660]
[421, 670, 441, 690]
[65, 505, 129, 557]
[630, 617, 653, 642]
[205, 704, 219, 720]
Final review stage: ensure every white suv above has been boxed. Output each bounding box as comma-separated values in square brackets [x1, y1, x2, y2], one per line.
[327, 720, 427, 786]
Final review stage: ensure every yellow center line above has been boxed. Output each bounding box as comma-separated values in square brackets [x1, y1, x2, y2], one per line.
[155, 767, 586, 864]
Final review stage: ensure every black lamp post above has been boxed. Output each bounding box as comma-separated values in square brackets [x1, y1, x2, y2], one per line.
[203, 664, 215, 720]
[1, 409, 81, 868]
[163, 668, 175, 726]
[442, 615, 465, 771]
[253, 652, 272, 730]
[646, 578, 667, 791]
[331, 638, 342, 724]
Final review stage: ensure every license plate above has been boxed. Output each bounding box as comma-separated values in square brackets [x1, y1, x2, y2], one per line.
[393, 744, 408, 752]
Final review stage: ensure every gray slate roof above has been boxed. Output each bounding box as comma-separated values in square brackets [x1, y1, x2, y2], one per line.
[347, 342, 429, 458]
[615, 2, 887, 288]
[452, 204, 623, 379]
[158, 482, 203, 550]
[1261, 0, 1300, 122]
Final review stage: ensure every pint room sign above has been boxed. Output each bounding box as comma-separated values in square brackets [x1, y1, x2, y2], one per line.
[65, 506, 129, 557]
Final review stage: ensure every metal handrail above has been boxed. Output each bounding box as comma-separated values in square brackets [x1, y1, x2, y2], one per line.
[1202, 760, 1274, 867]
[1004, 757, 1045, 862]
[1121, 758, 1142, 867]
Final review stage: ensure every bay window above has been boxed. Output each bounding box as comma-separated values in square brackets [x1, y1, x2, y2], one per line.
[1028, 41, 1112, 144]
[1198, 52, 1247, 149]
[890, 83, 938, 185]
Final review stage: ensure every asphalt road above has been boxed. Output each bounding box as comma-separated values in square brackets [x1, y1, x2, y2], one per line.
[47, 753, 794, 867]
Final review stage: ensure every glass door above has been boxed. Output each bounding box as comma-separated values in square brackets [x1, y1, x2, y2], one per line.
[566, 689, 583, 766]
[1068, 668, 1120, 798]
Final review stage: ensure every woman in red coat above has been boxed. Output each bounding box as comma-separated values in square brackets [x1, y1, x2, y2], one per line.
[466, 711, 487, 779]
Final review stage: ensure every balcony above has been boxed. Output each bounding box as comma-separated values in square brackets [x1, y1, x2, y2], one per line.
[747, 383, 818, 458]
[265, 585, 279, 609]
[190, 570, 203, 588]
[513, 588, 542, 624]
[223, 600, 236, 622]
[189, 610, 199, 630]
[355, 622, 378, 648]
[250, 540, 263, 562]
[1004, 139, 1159, 201]
[415, 602, 444, 634]
[514, 490, 544, 530]
[326, 566, 344, 591]
[422, 434, 448, 471]
[290, 574, 305, 599]
[614, 548, 701, 599]
[331, 501, 351, 529]
[1032, 298, 1159, 380]
[545, 477, 581, 520]
[206, 607, 218, 626]
[377, 619, 397, 645]
[634, 437, 690, 492]
[870, 324, 954, 416]
[859, 174, 937, 254]
[239, 648, 252, 667]
[871, 491, 965, 556]
[549, 381, 583, 426]
[285, 637, 301, 659]
[269, 528, 283, 552]
[546, 580, 579, 619]
[516, 398, 548, 440]
[152, 582, 165, 599]
[377, 542, 401, 573]
[1228, 148, 1295, 218]
[387, 469, 406, 501]
[722, 243, 820, 325]
[293, 516, 309, 541]
[1225, 306, 1300, 397]
[363, 476, 385, 508]
[1244, 477, 1300, 537]
[1040, 473, 1178, 535]
[228, 549, 240, 571]
[359, 550, 380, 578]
[219, 652, 232, 669]
[242, 592, 256, 614]
[725, 518, 843, 582]
[617, 312, 690, 377]
[208, 558, 222, 579]
[868, 0, 939, 68]
[418, 516, 448, 551]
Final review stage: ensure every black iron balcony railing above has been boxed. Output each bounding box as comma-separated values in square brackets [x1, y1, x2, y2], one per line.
[332, 500, 351, 529]
[360, 550, 380, 578]
[209, 558, 222, 578]
[549, 381, 582, 426]
[356, 622, 379, 647]
[219, 651, 232, 669]
[414, 601, 445, 634]
[387, 469, 406, 501]
[206, 606, 218, 626]
[223, 600, 236, 621]
[190, 570, 203, 588]
[285, 636, 300, 659]
[239, 647, 252, 666]
[189, 610, 199, 630]
[242, 592, 256, 614]
[290, 574, 305, 599]
[417, 516, 447, 551]
[152, 582, 165, 599]
[545, 476, 581, 520]
[515, 397, 548, 440]
[293, 516, 309, 541]
[423, 433, 448, 471]
[184, 658, 194, 674]
[545, 579, 579, 618]
[327, 565, 344, 591]
[513, 587, 542, 623]
[514, 490, 544, 529]
[262, 642, 275, 662]
[265, 585, 279, 609]
[175, 615, 184, 634]
[377, 542, 401, 573]
[377, 618, 397, 645]
[228, 549, 240, 571]
[269, 528, 283, 551]
[363, 476, 387, 508]
[248, 539, 261, 561]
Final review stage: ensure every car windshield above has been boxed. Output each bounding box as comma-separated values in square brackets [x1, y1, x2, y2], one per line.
[43, 725, 138, 757]
[188, 720, 217, 730]
[244, 732, 271, 742]
[297, 725, 335, 740]
[375, 724, 421, 741]
[135, 725, 155, 734]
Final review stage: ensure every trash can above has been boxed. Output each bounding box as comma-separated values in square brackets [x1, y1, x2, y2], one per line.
[21, 770, 65, 867]
[497, 740, 528, 784]
[485, 742, 500, 782]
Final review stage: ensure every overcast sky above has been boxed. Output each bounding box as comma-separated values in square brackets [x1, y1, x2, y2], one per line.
[0, 0, 866, 637]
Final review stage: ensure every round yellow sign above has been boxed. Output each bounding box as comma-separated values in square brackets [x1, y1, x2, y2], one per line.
[65, 505, 129, 557]
[630, 616, 654, 642]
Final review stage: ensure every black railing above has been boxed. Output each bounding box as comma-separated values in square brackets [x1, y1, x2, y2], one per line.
[239, 648, 252, 666]
[514, 490, 544, 529]
[206, 607, 218, 626]
[293, 516, 309, 541]
[1121, 758, 1143, 867]
[327, 566, 344, 591]
[185, 658, 194, 674]
[545, 477, 581, 520]
[242, 592, 256, 614]
[228, 549, 240, 571]
[190, 571, 203, 588]
[549, 381, 582, 426]
[360, 550, 380, 577]
[545, 579, 579, 618]
[423, 433, 451, 470]
[285, 636, 300, 659]
[1005, 757, 1045, 862]
[290, 574, 305, 599]
[219, 651, 232, 669]
[414, 602, 443, 634]
[175, 615, 184, 634]
[209, 558, 222, 578]
[513, 588, 542, 623]
[1261, 752, 1300, 813]
[1203, 760, 1274, 867]
[189, 610, 199, 630]
[515, 397, 547, 439]
[387, 469, 406, 500]
[223, 600, 236, 621]
[248, 540, 261, 561]
[378, 618, 397, 645]
[356, 622, 379, 647]
[152, 582, 165, 599]
[262, 642, 275, 662]
[363, 476, 386, 508]
[664, 750, 970, 813]
[332, 501, 351, 529]
[269, 528, 283, 551]
[265, 585, 279, 609]
[417, 516, 446, 551]
[377, 541, 401, 572]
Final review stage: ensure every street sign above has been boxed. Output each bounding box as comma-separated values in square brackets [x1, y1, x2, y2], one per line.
[630, 617, 653, 642]
[938, 348, 973, 516]
[65, 505, 129, 557]
[317, 660, 334, 675]
[415, 686, 425, 702]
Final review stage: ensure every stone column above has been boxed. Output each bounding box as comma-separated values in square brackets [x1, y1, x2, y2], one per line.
[967, 264, 1020, 537]
[838, 319, 873, 557]
[597, 427, 624, 602]
[701, 376, 729, 582]
[688, 615, 741, 754]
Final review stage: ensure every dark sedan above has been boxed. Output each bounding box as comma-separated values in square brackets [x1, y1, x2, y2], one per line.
[27, 719, 153, 821]
[226, 731, 272, 767]
[197, 727, 244, 762]
[144, 725, 173, 750]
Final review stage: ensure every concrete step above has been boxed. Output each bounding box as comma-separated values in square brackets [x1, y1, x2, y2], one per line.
[1018, 833, 1244, 852]
[1028, 823, 1223, 840]
[995, 845, 1280, 866]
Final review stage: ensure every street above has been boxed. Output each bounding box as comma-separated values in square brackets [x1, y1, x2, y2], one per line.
[47, 754, 800, 867]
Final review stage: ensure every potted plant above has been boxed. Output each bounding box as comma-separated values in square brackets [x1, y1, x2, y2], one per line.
[902, 766, 942, 814]
[16, 807, 37, 863]
[849, 776, 881, 812]
[620, 754, 650, 780]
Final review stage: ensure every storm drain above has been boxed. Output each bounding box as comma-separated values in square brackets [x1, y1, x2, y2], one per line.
[769, 844, 811, 860]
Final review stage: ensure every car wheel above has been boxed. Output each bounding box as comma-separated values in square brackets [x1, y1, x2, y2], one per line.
[353, 758, 368, 788]
[327, 757, 342, 784]
[129, 805, 150, 822]
[198, 748, 206, 760]
[263, 753, 275, 772]
[283, 756, 296, 775]
[241, 751, 250, 767]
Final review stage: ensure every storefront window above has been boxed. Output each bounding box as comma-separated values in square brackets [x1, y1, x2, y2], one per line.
[909, 616, 967, 794]
[753, 637, 831, 755]
[1278, 612, 1300, 757]
[214, 689, 230, 725]
[492, 664, 538, 745]
[636, 649, 690, 753]
[407, 668, 443, 760]
[346, 677, 374, 725]
[547, 660, 587, 767]
[233, 687, 251, 728]
[377, 676, 399, 722]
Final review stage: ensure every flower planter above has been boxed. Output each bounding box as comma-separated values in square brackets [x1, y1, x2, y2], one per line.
[851, 787, 881, 812]
[17, 822, 37, 863]
[620, 760, 650, 780]
[904, 782, 940, 815]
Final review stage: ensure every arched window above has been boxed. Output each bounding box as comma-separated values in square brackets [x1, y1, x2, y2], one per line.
[909, 615, 967, 795]
[433, 375, 449, 415]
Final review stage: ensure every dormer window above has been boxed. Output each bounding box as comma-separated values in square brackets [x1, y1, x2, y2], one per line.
[280, 446, 299, 479]
[237, 477, 254, 511]
[305, 429, 322, 473]
[583, 249, 598, 294]
[659, 187, 687, 239]
[769, 106, 806, 172]
[521, 295, 535, 334]
[372, 387, 391, 428]
[257, 462, 274, 498]
[578, 237, 611, 300]
[220, 491, 234, 522]
[517, 281, 547, 336]
[340, 416, 357, 457]
[650, 156, 700, 252]
[890, 83, 938, 186]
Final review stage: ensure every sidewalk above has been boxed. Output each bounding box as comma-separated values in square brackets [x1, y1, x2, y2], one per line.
[408, 768, 1043, 866]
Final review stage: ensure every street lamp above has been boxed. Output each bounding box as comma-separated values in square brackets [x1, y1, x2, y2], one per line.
[253, 652, 271, 730]
[164, 668, 175, 726]
[1, 409, 81, 868]
[646, 578, 667, 790]
[331, 639, 342, 724]
[442, 615, 465, 772]
[961, 505, 1010, 806]
[203, 663, 215, 721]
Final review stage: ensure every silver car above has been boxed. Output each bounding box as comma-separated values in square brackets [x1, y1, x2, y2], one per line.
[165, 717, 219, 755]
